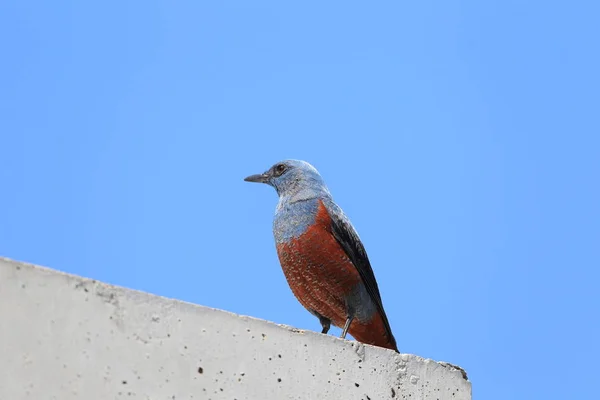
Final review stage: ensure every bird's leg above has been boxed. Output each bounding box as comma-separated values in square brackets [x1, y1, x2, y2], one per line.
[310, 309, 332, 335]
[319, 316, 331, 334]
[340, 315, 354, 339]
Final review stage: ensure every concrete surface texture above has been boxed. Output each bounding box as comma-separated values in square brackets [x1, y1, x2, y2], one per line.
[0, 257, 471, 399]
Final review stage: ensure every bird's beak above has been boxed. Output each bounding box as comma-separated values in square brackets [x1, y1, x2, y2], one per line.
[244, 173, 269, 183]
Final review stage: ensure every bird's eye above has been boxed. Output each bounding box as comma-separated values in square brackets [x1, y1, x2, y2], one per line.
[275, 164, 286, 175]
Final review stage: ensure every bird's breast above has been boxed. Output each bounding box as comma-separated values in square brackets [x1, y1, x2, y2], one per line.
[273, 198, 320, 244]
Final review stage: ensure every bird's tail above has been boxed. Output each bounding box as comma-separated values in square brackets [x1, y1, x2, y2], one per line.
[350, 312, 398, 352]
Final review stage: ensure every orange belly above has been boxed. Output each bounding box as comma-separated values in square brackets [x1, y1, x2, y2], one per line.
[276, 216, 362, 327]
[278, 200, 359, 326]
[275, 202, 397, 351]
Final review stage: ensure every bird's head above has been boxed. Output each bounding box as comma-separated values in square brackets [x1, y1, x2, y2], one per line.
[244, 160, 331, 202]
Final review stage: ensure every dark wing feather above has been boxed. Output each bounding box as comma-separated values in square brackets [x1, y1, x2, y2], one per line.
[324, 201, 396, 346]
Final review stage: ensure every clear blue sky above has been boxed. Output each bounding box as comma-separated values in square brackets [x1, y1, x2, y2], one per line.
[1, 1, 598, 398]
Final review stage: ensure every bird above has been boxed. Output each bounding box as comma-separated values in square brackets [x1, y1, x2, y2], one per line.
[244, 160, 398, 352]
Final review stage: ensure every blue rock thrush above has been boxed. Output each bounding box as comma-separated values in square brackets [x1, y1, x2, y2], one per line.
[245, 160, 398, 351]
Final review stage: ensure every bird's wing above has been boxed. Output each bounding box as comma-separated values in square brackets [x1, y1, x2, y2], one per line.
[324, 200, 395, 341]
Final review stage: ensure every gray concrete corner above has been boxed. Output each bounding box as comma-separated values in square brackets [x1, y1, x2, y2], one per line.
[0, 257, 471, 399]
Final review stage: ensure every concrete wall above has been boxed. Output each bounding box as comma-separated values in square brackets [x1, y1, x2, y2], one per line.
[0, 257, 471, 399]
